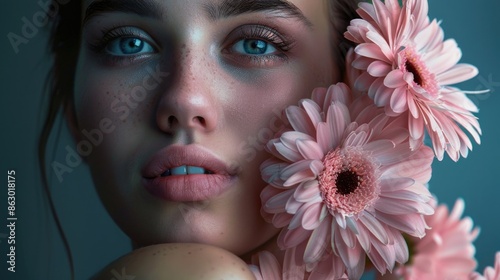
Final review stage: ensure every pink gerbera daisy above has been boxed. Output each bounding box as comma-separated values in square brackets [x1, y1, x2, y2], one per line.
[344, 0, 485, 161]
[394, 198, 479, 280]
[260, 84, 435, 279]
[471, 252, 500, 280]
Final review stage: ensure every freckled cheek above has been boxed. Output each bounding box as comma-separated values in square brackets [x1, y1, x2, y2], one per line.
[73, 69, 157, 166]
[76, 69, 154, 120]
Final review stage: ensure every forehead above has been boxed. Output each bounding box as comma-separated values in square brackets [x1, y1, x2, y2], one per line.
[82, 0, 327, 10]
[82, 0, 330, 28]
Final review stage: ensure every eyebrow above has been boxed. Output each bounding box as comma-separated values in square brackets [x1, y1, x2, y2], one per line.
[84, 0, 312, 28]
[83, 0, 163, 24]
[204, 0, 313, 27]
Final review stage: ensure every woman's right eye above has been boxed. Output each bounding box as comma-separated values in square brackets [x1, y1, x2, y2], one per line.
[105, 37, 155, 56]
[88, 26, 160, 65]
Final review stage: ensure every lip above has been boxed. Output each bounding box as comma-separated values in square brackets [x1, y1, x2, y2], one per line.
[141, 145, 236, 201]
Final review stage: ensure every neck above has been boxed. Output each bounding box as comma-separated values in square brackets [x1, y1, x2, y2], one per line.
[239, 233, 285, 265]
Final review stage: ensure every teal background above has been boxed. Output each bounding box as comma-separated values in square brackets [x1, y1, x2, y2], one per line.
[1, 0, 499, 279]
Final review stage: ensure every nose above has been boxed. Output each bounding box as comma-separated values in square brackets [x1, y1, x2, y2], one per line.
[155, 49, 218, 135]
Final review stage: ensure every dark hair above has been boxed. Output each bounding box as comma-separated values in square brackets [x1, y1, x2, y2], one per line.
[328, 0, 361, 77]
[39, 1, 360, 279]
[38, 1, 81, 279]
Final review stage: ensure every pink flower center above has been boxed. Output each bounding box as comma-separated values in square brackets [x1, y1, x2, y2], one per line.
[318, 147, 380, 216]
[400, 46, 439, 97]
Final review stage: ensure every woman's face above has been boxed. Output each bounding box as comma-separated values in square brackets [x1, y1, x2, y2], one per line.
[74, 0, 339, 255]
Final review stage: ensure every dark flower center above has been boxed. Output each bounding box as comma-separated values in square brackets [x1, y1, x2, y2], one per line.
[319, 147, 380, 215]
[405, 60, 423, 86]
[335, 170, 359, 195]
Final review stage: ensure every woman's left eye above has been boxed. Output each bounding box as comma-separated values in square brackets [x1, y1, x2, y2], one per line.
[105, 37, 155, 56]
[231, 39, 277, 56]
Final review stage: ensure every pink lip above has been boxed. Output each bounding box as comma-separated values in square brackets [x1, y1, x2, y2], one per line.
[141, 145, 236, 201]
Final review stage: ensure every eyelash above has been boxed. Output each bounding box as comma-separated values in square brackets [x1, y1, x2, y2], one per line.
[88, 24, 294, 67]
[224, 24, 295, 66]
[87, 26, 157, 65]
[238, 25, 293, 51]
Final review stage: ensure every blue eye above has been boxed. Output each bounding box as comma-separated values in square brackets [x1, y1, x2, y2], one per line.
[232, 39, 277, 55]
[106, 37, 155, 56]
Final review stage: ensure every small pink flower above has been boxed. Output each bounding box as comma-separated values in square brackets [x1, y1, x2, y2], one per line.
[344, 0, 485, 161]
[395, 198, 479, 280]
[471, 252, 500, 280]
[261, 84, 434, 279]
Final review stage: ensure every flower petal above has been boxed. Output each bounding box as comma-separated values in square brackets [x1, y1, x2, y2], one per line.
[327, 102, 351, 149]
[316, 122, 333, 155]
[355, 43, 391, 63]
[389, 86, 408, 113]
[294, 180, 321, 203]
[303, 219, 330, 263]
[367, 60, 393, 77]
[437, 64, 478, 85]
[302, 202, 324, 230]
[359, 212, 389, 245]
[286, 106, 316, 136]
[283, 246, 306, 280]
[296, 139, 324, 160]
[301, 99, 323, 127]
[274, 142, 302, 162]
[384, 70, 407, 88]
[265, 188, 295, 213]
[256, 251, 281, 280]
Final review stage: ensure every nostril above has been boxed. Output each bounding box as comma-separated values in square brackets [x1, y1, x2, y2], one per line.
[194, 116, 206, 126]
[168, 116, 178, 127]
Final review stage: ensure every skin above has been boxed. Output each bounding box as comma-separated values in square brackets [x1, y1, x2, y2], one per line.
[93, 243, 256, 279]
[72, 0, 340, 277]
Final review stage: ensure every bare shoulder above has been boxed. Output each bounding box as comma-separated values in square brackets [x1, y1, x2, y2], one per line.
[92, 243, 256, 280]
